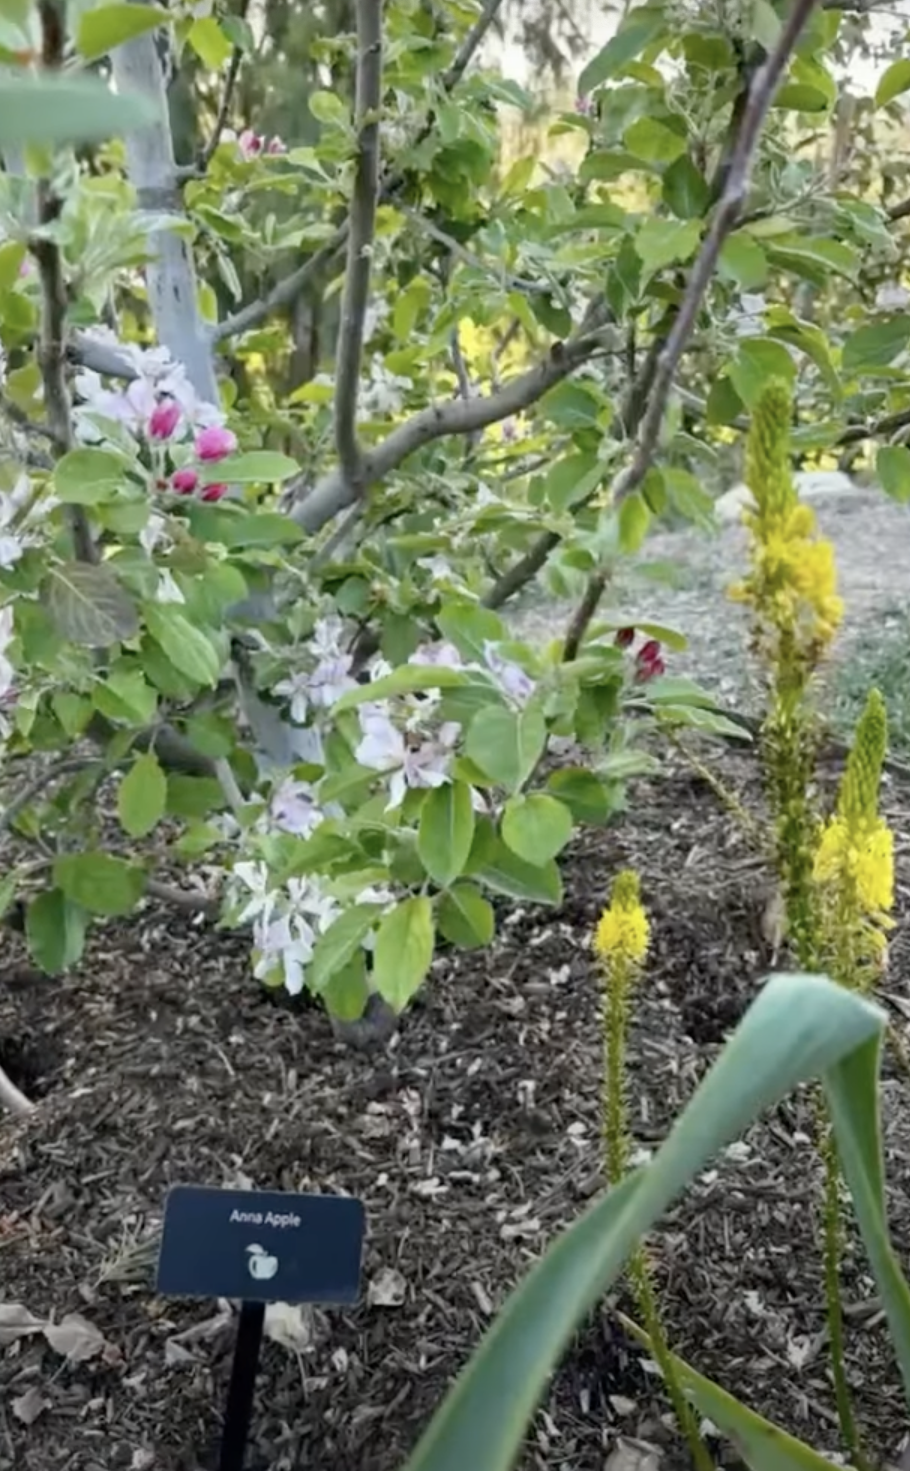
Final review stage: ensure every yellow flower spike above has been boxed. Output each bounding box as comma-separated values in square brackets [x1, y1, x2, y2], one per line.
[745, 378, 796, 522]
[594, 868, 650, 966]
[839, 688, 887, 830]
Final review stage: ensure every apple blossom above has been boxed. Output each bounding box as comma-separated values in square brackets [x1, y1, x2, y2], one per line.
[483, 641, 535, 706]
[274, 670, 311, 726]
[232, 860, 277, 927]
[195, 424, 237, 461]
[148, 398, 181, 440]
[355, 707, 459, 810]
[270, 778, 323, 838]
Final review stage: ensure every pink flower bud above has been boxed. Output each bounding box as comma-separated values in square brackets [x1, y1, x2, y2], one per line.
[634, 639, 665, 684]
[614, 626, 635, 649]
[170, 468, 198, 495]
[148, 398, 180, 440]
[638, 639, 662, 665]
[266, 136, 287, 155]
[201, 482, 228, 502]
[194, 425, 237, 462]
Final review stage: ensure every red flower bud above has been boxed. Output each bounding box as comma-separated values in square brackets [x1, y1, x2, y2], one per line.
[170, 468, 198, 495]
[148, 398, 180, 440]
[638, 639, 661, 665]
[200, 482, 228, 502]
[614, 626, 635, 648]
[194, 424, 237, 462]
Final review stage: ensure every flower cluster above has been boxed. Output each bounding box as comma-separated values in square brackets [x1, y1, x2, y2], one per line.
[73, 331, 237, 503]
[237, 129, 287, 161]
[228, 862, 394, 996]
[594, 869, 650, 966]
[728, 381, 843, 661]
[614, 627, 667, 683]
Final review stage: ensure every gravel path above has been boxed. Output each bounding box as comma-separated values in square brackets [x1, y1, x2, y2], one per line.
[506, 487, 910, 711]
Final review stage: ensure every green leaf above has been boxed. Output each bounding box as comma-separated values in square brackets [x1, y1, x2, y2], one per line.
[437, 882, 494, 949]
[117, 752, 166, 838]
[183, 504, 304, 548]
[875, 57, 910, 108]
[623, 116, 687, 166]
[403, 974, 884, 1471]
[876, 445, 910, 504]
[620, 1319, 840, 1471]
[842, 317, 910, 374]
[661, 155, 710, 218]
[76, 3, 167, 61]
[372, 897, 435, 1011]
[322, 952, 370, 1021]
[634, 218, 701, 275]
[546, 768, 618, 824]
[729, 338, 797, 408]
[825, 1032, 910, 1404]
[144, 604, 222, 688]
[578, 8, 666, 92]
[203, 451, 300, 485]
[334, 663, 468, 712]
[0, 73, 154, 145]
[465, 705, 546, 792]
[470, 836, 562, 905]
[94, 667, 157, 725]
[53, 447, 129, 505]
[544, 452, 603, 513]
[718, 233, 768, 289]
[436, 601, 506, 665]
[166, 775, 225, 819]
[501, 794, 573, 864]
[308, 904, 381, 992]
[618, 492, 651, 552]
[44, 562, 139, 648]
[26, 889, 88, 974]
[54, 852, 146, 918]
[187, 15, 232, 69]
[418, 781, 475, 888]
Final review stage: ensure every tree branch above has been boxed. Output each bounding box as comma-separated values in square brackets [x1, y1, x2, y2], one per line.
[287, 310, 611, 533]
[200, 45, 243, 168]
[443, 0, 504, 90]
[334, 0, 383, 490]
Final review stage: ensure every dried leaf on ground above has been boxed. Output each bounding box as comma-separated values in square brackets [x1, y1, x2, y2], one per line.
[0, 1302, 46, 1345]
[367, 1266, 407, 1308]
[12, 1386, 48, 1426]
[264, 1301, 313, 1352]
[43, 1312, 106, 1363]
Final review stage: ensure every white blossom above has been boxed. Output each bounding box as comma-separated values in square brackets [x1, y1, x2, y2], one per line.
[355, 707, 458, 809]
[139, 512, 170, 557]
[274, 670, 311, 725]
[270, 778, 323, 838]
[253, 913, 315, 996]
[360, 357, 412, 418]
[232, 860, 277, 926]
[483, 641, 535, 706]
[155, 568, 185, 604]
[0, 604, 15, 702]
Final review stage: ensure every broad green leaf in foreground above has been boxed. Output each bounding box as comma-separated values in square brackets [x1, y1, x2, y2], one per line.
[54, 853, 146, 918]
[76, 3, 168, 61]
[0, 75, 155, 145]
[26, 889, 88, 974]
[404, 974, 885, 1471]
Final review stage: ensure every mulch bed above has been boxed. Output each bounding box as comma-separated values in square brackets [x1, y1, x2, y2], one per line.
[2, 747, 910, 1471]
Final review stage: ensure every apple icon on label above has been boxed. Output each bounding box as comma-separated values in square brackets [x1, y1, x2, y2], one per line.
[246, 1243, 279, 1281]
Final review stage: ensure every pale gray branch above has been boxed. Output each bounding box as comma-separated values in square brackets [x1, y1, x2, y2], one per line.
[334, 0, 383, 489]
[443, 0, 504, 90]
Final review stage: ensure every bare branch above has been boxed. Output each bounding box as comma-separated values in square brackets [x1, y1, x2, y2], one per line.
[200, 45, 244, 169]
[288, 310, 611, 533]
[398, 202, 547, 294]
[562, 568, 609, 661]
[887, 197, 910, 223]
[146, 877, 218, 916]
[334, 0, 383, 490]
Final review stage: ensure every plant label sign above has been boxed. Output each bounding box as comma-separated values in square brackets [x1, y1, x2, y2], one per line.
[156, 1184, 365, 1304]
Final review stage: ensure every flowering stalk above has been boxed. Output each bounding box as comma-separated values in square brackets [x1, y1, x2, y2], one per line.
[594, 873, 714, 1471]
[728, 381, 868, 1470]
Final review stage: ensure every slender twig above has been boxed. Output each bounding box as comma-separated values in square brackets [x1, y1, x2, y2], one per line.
[562, 569, 609, 660]
[334, 0, 383, 491]
[398, 202, 546, 294]
[442, 0, 504, 90]
[146, 877, 218, 916]
[200, 46, 243, 168]
[887, 197, 910, 223]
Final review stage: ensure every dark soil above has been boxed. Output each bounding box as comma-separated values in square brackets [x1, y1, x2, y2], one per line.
[2, 748, 910, 1471]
